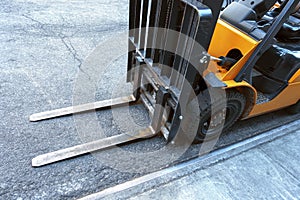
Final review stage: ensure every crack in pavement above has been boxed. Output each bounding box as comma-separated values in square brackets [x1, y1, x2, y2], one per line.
[59, 34, 83, 66]
[21, 14, 93, 81]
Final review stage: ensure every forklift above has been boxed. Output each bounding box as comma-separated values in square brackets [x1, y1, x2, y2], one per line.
[31, 0, 300, 167]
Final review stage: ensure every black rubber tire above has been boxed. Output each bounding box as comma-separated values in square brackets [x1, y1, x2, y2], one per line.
[286, 100, 300, 114]
[185, 89, 246, 144]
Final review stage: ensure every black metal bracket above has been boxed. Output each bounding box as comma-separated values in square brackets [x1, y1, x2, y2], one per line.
[133, 56, 144, 99]
[151, 86, 170, 133]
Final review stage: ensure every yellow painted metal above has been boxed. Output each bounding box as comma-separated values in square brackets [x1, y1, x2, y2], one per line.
[289, 69, 300, 83]
[207, 19, 300, 118]
[223, 80, 256, 96]
[248, 82, 300, 117]
[208, 20, 260, 81]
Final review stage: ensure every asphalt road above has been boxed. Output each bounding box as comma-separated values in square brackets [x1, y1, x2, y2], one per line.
[1, 0, 300, 199]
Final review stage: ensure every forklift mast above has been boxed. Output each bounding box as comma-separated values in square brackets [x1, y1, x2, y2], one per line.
[127, 0, 224, 141]
[127, 0, 223, 82]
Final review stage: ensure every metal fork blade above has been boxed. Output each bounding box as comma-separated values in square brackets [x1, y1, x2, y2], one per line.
[32, 127, 155, 167]
[30, 95, 136, 122]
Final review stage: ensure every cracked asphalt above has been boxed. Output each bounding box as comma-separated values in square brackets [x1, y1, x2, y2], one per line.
[1, 0, 300, 199]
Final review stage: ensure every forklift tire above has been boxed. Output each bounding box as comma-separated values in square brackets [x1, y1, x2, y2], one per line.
[186, 89, 246, 144]
[286, 100, 300, 114]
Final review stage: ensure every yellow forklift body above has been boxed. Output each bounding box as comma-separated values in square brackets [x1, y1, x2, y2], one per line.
[249, 82, 300, 117]
[208, 19, 259, 81]
[208, 18, 300, 118]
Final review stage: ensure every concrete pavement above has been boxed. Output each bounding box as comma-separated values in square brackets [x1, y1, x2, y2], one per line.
[131, 129, 300, 200]
[1, 1, 300, 199]
[81, 119, 300, 200]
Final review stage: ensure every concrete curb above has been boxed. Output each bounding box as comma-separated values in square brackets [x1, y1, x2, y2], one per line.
[78, 119, 300, 200]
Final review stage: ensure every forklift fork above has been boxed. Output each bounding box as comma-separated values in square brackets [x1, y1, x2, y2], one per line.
[30, 95, 136, 122]
[31, 86, 169, 167]
[32, 127, 155, 167]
